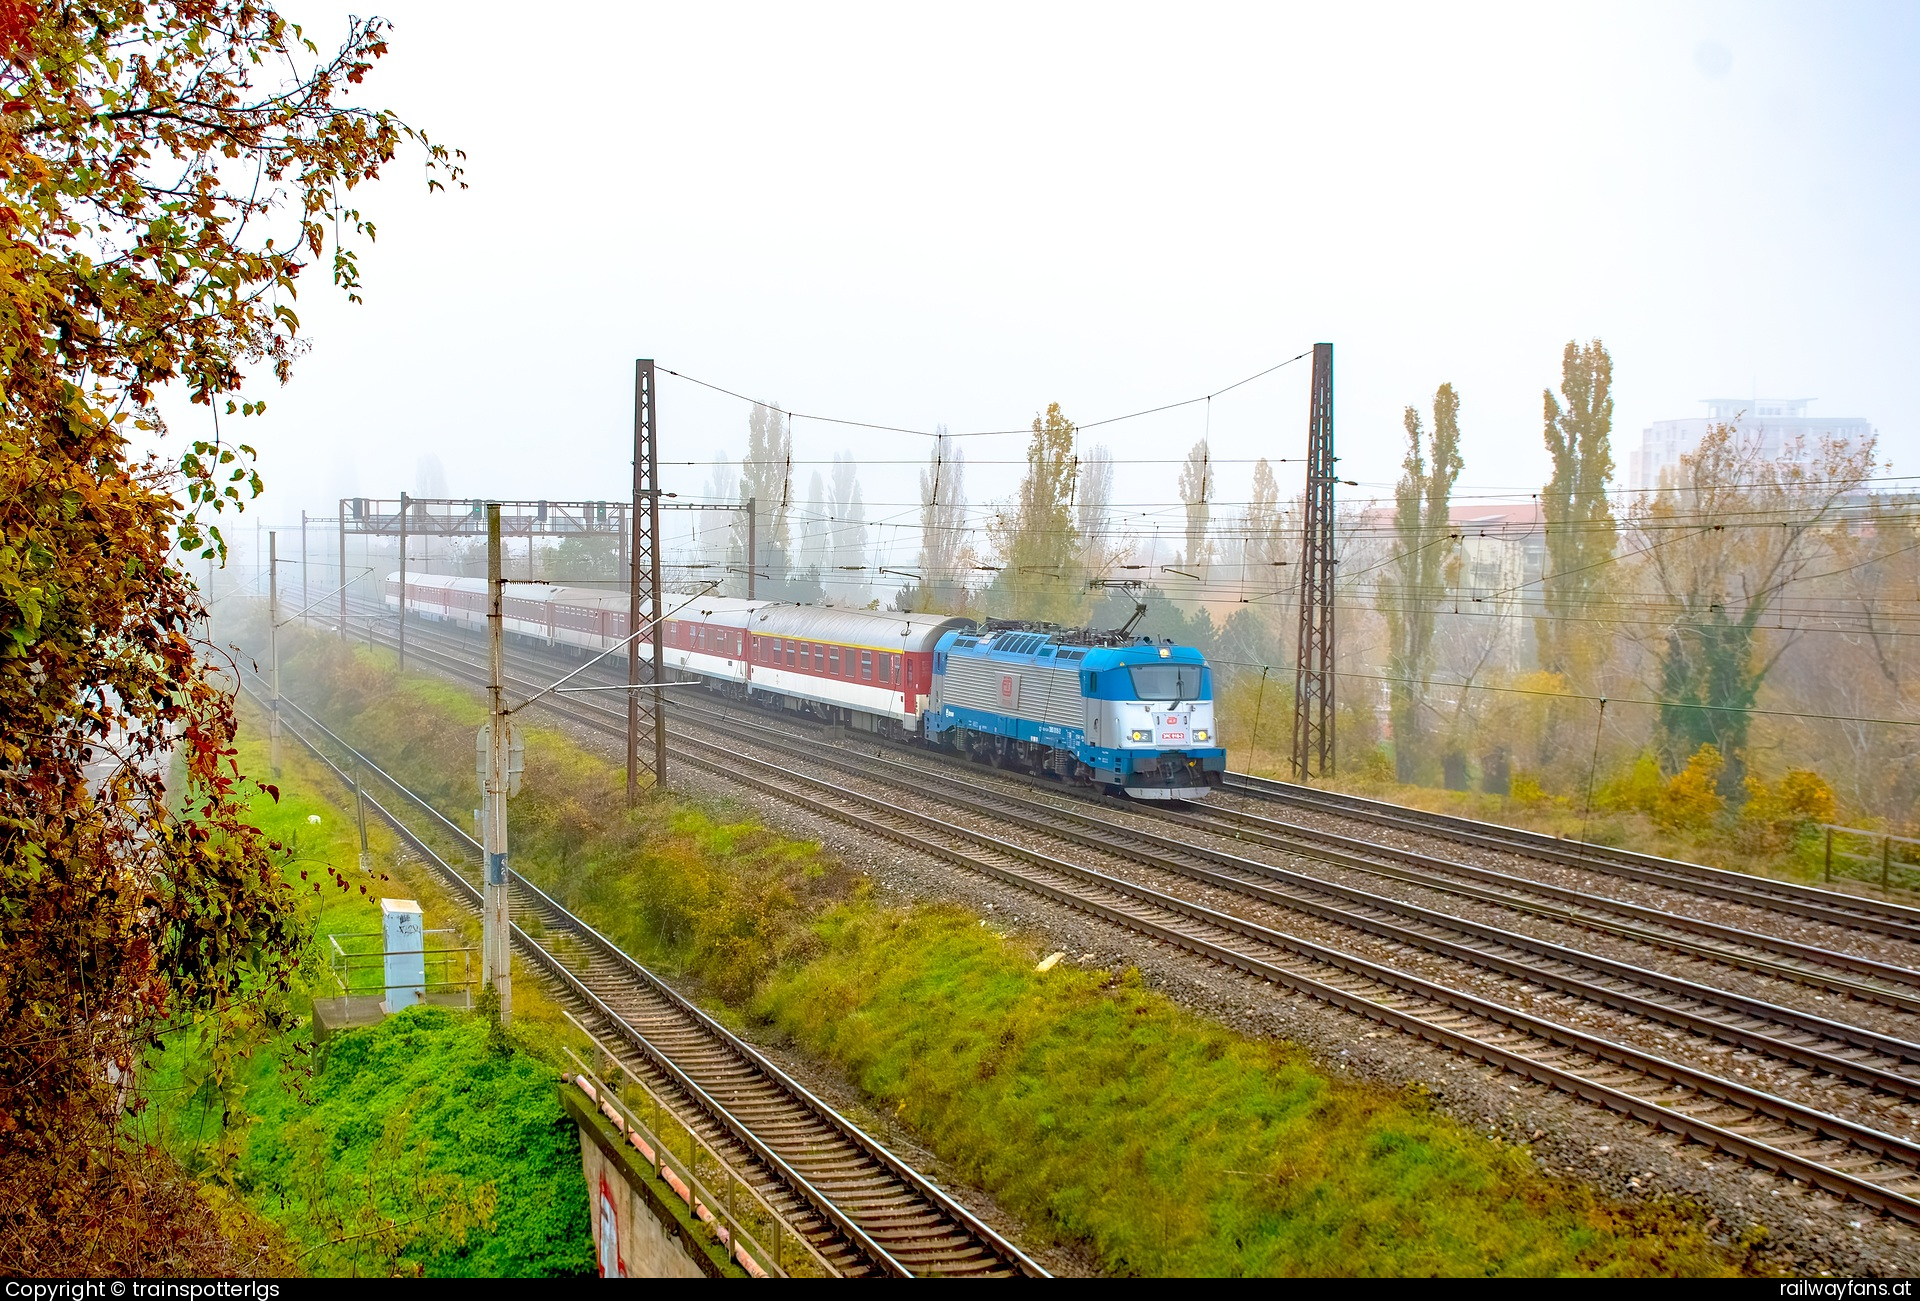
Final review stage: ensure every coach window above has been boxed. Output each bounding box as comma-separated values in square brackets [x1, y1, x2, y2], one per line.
[829, 647, 840, 674]
[860, 650, 873, 681]
[784, 641, 795, 668]
[893, 655, 902, 683]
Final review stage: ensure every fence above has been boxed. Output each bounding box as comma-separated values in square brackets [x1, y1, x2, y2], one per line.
[1821, 825, 1920, 894]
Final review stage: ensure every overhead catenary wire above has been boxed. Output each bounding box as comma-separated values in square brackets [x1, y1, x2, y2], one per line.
[657, 350, 1314, 441]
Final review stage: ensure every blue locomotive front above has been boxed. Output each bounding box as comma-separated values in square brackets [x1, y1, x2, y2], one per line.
[926, 628, 1224, 799]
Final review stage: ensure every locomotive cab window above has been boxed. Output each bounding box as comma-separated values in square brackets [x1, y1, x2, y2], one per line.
[1127, 663, 1204, 700]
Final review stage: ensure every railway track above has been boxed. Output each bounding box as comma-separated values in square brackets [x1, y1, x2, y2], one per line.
[301, 612, 1920, 1225]
[672, 712, 1920, 1100]
[1222, 770, 1920, 945]
[1166, 797, 1920, 1013]
[373, 609, 1920, 998]
[249, 676, 1046, 1279]
[371, 611, 1920, 1015]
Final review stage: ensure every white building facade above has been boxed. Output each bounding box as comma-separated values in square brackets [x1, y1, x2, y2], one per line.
[1628, 399, 1875, 493]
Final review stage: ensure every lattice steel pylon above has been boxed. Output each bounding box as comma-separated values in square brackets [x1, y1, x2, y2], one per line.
[1291, 342, 1336, 780]
[627, 359, 667, 800]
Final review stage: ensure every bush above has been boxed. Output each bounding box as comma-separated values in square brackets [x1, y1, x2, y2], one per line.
[1348, 746, 1395, 786]
[1509, 773, 1550, 808]
[1596, 752, 1663, 817]
[1654, 746, 1725, 833]
[1737, 768, 1838, 854]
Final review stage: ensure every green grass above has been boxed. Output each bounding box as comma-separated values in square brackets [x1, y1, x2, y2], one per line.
[139, 718, 593, 1277]
[759, 905, 1740, 1277]
[237, 1006, 590, 1278]
[270, 625, 1752, 1277]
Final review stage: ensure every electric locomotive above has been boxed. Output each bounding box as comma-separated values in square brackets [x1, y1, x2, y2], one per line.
[926, 628, 1223, 799]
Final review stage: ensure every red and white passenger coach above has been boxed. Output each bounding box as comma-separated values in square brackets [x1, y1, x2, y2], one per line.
[384, 575, 969, 736]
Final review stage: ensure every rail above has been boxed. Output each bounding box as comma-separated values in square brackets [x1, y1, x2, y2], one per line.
[562, 1011, 836, 1278]
[239, 668, 1044, 1276]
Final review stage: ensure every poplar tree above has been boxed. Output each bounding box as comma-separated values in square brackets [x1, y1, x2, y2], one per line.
[916, 430, 969, 613]
[990, 403, 1079, 622]
[827, 451, 867, 600]
[737, 404, 792, 592]
[1379, 384, 1464, 782]
[1537, 340, 1618, 680]
[1178, 438, 1214, 573]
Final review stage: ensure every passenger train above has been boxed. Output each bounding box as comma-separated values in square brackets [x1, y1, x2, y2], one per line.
[384, 573, 1224, 799]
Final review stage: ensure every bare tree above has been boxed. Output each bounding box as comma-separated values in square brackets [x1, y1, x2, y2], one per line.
[827, 452, 868, 601]
[798, 469, 830, 576]
[916, 429, 969, 613]
[1636, 423, 1875, 798]
[1076, 444, 1116, 575]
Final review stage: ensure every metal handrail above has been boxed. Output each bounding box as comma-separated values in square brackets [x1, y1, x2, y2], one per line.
[323, 932, 477, 1000]
[560, 1011, 838, 1279]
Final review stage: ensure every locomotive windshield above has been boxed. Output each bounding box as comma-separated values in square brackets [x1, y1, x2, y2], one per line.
[1127, 663, 1204, 701]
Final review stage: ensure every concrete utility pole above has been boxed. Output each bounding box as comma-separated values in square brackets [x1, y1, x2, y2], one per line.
[397, 491, 409, 669]
[482, 503, 512, 1022]
[268, 531, 282, 778]
[354, 763, 372, 875]
[300, 510, 309, 627]
[337, 500, 347, 640]
[746, 495, 757, 601]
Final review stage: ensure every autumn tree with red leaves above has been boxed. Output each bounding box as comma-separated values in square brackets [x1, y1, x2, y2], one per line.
[0, 1, 458, 1273]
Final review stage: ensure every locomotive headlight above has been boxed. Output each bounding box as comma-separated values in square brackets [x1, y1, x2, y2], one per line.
[1159, 646, 1171, 658]
[1195, 729, 1210, 742]
[1130, 729, 1150, 742]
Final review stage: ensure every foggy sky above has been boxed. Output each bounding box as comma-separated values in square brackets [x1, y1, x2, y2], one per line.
[185, 1, 1920, 570]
